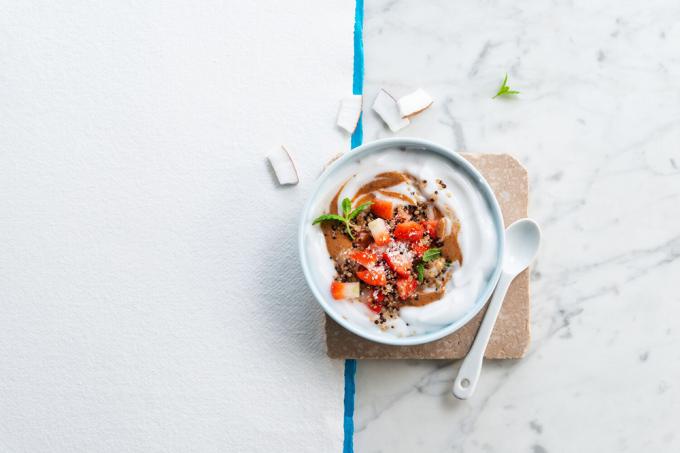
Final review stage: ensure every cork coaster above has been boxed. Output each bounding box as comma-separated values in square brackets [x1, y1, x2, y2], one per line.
[325, 154, 530, 359]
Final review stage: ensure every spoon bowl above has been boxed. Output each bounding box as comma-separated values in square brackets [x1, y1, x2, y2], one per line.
[503, 219, 541, 275]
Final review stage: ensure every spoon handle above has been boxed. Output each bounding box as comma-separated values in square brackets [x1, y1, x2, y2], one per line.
[452, 273, 513, 399]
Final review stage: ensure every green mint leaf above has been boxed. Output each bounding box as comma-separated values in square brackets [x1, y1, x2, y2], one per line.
[312, 214, 348, 225]
[416, 263, 425, 283]
[348, 201, 374, 220]
[422, 248, 442, 262]
[493, 73, 519, 99]
[342, 198, 352, 218]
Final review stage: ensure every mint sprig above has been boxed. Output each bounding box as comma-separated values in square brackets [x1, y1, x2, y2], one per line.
[422, 248, 442, 262]
[416, 263, 425, 283]
[492, 73, 520, 99]
[312, 197, 373, 240]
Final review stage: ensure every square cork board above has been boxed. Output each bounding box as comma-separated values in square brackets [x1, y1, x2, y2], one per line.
[325, 153, 530, 359]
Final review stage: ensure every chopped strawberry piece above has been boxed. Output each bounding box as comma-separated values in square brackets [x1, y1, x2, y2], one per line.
[396, 276, 418, 300]
[393, 221, 424, 242]
[348, 249, 378, 267]
[411, 240, 430, 258]
[383, 251, 412, 278]
[368, 303, 382, 313]
[331, 281, 360, 300]
[371, 199, 393, 219]
[356, 268, 387, 286]
[368, 218, 390, 246]
[421, 220, 438, 238]
[367, 290, 384, 313]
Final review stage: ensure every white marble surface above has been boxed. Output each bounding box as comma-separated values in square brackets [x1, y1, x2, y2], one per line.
[356, 1, 680, 452]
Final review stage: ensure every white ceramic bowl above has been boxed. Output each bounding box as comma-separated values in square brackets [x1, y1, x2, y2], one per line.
[298, 138, 505, 346]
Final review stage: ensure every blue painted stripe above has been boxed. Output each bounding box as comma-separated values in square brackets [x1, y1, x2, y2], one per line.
[350, 0, 364, 150]
[343, 1, 363, 452]
[342, 359, 357, 453]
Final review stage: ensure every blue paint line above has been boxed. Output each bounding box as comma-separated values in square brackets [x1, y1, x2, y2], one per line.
[342, 359, 357, 453]
[351, 114, 363, 150]
[344, 1, 363, 452]
[350, 0, 364, 150]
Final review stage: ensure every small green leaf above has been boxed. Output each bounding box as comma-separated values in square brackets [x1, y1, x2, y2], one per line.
[416, 263, 425, 283]
[422, 248, 442, 262]
[314, 197, 365, 240]
[493, 73, 520, 99]
[342, 198, 352, 218]
[312, 214, 347, 225]
[348, 201, 373, 220]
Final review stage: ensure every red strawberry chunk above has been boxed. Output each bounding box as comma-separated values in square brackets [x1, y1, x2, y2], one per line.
[367, 289, 384, 313]
[383, 251, 412, 278]
[421, 220, 438, 238]
[396, 276, 418, 300]
[356, 268, 387, 286]
[371, 199, 393, 220]
[393, 221, 424, 242]
[331, 281, 360, 300]
[411, 240, 430, 259]
[348, 249, 378, 267]
[368, 303, 382, 313]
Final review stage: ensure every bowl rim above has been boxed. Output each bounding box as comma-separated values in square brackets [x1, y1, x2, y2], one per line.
[298, 137, 505, 346]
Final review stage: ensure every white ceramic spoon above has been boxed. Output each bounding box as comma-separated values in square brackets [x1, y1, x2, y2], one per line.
[452, 218, 541, 400]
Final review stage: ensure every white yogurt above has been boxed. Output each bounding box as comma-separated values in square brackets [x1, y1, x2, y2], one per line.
[303, 148, 499, 337]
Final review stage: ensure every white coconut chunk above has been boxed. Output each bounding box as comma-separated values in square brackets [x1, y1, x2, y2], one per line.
[368, 218, 390, 245]
[336, 95, 363, 133]
[372, 89, 410, 132]
[397, 88, 433, 118]
[342, 282, 360, 299]
[267, 145, 299, 185]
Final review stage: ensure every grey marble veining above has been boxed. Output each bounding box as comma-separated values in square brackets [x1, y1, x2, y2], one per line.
[356, 1, 680, 451]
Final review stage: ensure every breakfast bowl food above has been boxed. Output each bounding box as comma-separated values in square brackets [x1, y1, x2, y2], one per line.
[299, 138, 504, 346]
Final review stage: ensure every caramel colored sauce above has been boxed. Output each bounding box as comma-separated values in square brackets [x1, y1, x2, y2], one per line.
[352, 172, 409, 201]
[321, 222, 353, 258]
[441, 222, 462, 265]
[406, 264, 455, 305]
[354, 194, 375, 207]
[377, 189, 415, 205]
[329, 179, 349, 215]
[324, 178, 354, 260]
[406, 289, 445, 306]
